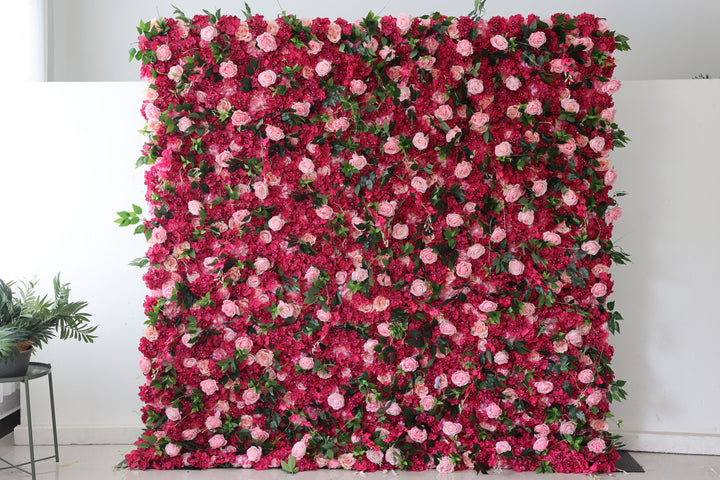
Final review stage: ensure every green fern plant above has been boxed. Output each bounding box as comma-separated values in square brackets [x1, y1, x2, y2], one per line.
[0, 275, 96, 360]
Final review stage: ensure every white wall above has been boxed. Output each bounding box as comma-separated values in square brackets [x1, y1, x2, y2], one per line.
[49, 0, 720, 82]
[1, 80, 719, 455]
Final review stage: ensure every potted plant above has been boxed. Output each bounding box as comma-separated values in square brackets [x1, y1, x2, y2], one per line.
[0, 274, 96, 377]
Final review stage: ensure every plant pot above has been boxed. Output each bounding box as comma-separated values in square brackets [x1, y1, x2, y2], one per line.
[0, 343, 32, 378]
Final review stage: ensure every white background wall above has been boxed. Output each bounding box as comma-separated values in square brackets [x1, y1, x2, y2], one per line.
[1, 0, 719, 456]
[47, 0, 720, 81]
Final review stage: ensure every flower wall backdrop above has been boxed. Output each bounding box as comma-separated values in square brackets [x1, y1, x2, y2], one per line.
[125, 9, 629, 474]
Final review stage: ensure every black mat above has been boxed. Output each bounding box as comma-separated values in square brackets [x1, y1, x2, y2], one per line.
[616, 450, 645, 472]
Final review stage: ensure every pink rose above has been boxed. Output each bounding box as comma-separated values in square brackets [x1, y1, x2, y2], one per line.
[138, 356, 152, 374]
[200, 25, 216, 42]
[587, 390, 603, 407]
[328, 392, 345, 410]
[446, 213, 464, 227]
[439, 322, 457, 335]
[150, 226, 167, 244]
[435, 104, 453, 121]
[315, 60, 332, 77]
[177, 117, 192, 132]
[412, 132, 429, 150]
[533, 436, 549, 452]
[386, 402, 401, 416]
[385, 447, 401, 466]
[276, 300, 294, 319]
[451, 370, 471, 386]
[231, 110, 251, 126]
[247, 446, 262, 463]
[587, 437, 606, 454]
[327, 22, 342, 43]
[168, 64, 183, 82]
[408, 426, 427, 443]
[508, 259, 525, 276]
[200, 379, 219, 396]
[505, 76, 521, 91]
[562, 189, 579, 206]
[525, 99, 543, 115]
[255, 349, 274, 367]
[528, 31, 547, 48]
[454, 161, 472, 179]
[205, 415, 222, 429]
[495, 441, 511, 454]
[559, 421, 576, 435]
[591, 283, 607, 297]
[317, 309, 332, 322]
[470, 112, 490, 130]
[518, 210, 534, 225]
[467, 244, 485, 259]
[351, 267, 369, 282]
[221, 300, 240, 317]
[420, 396, 435, 411]
[437, 456, 455, 473]
[490, 35, 508, 50]
[543, 231, 562, 245]
[219, 61, 237, 79]
[243, 388, 260, 405]
[181, 429, 198, 441]
[165, 443, 181, 457]
[265, 125, 285, 141]
[338, 453, 356, 469]
[456, 39, 473, 56]
[410, 279, 428, 297]
[605, 206, 622, 223]
[604, 169, 618, 185]
[392, 223, 409, 240]
[535, 381, 554, 394]
[503, 184, 523, 202]
[442, 421, 463, 436]
[156, 45, 172, 62]
[378, 201, 395, 217]
[316, 204, 334, 220]
[494, 350, 509, 365]
[268, 215, 285, 231]
[350, 79, 367, 95]
[396, 14, 412, 33]
[257, 69, 276, 87]
[384, 137, 400, 154]
[419, 248, 438, 264]
[589, 136, 606, 153]
[400, 357, 419, 372]
[532, 180, 548, 196]
[567, 329, 583, 347]
[298, 157, 315, 174]
[235, 336, 253, 351]
[601, 79, 622, 95]
[467, 78, 484, 95]
[350, 154, 367, 170]
[479, 300, 497, 312]
[165, 406, 181, 422]
[486, 403, 502, 419]
[411, 176, 428, 192]
[366, 450, 383, 465]
[495, 141, 512, 157]
[561, 98, 580, 113]
[291, 440, 307, 459]
[581, 241, 601, 255]
[208, 434, 227, 449]
[601, 107, 616, 123]
[254, 256, 271, 273]
[579, 369, 595, 384]
[256, 32, 277, 52]
[455, 261, 473, 278]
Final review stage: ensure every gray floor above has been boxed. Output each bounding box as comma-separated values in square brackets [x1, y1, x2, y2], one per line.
[1, 435, 718, 479]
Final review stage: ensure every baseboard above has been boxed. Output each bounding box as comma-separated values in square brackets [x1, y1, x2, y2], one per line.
[612, 430, 720, 455]
[13, 424, 142, 445]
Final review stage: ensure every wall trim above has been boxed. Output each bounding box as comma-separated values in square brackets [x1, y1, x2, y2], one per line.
[613, 430, 720, 456]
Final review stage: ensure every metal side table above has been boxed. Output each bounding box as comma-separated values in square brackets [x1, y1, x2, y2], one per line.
[0, 362, 59, 479]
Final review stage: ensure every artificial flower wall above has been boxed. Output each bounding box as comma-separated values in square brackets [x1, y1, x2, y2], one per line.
[126, 9, 629, 474]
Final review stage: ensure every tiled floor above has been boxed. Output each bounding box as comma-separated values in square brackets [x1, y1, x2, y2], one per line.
[0, 435, 718, 479]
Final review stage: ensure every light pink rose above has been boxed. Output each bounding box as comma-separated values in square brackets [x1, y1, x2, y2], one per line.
[396, 14, 412, 33]
[165, 443, 181, 457]
[254, 257, 271, 273]
[566, 329, 583, 347]
[505, 76, 521, 91]
[317, 309, 332, 322]
[276, 300, 294, 319]
[235, 336, 253, 351]
[384, 137, 400, 154]
[435, 104, 453, 121]
[454, 161, 472, 179]
[561, 98, 580, 113]
[150, 226, 167, 244]
[350, 79, 367, 95]
[156, 45, 172, 61]
[601, 107, 616, 123]
[205, 415, 222, 429]
[177, 117, 193, 132]
[602, 79, 622, 95]
[494, 350, 509, 365]
[246, 445, 262, 463]
[535, 381, 554, 394]
[327, 22, 342, 43]
[587, 437, 606, 454]
[604, 169, 617, 185]
[420, 396, 435, 411]
[467, 78, 484, 95]
[219, 61, 237, 79]
[392, 223, 409, 240]
[408, 426, 427, 443]
[410, 279, 428, 297]
[366, 449, 383, 465]
[455, 261, 473, 278]
[456, 39, 473, 56]
[265, 125, 285, 141]
[400, 357, 419, 372]
[350, 154, 367, 170]
[291, 440, 307, 459]
[559, 421, 576, 435]
[587, 390, 603, 406]
[411, 176, 428, 193]
[386, 402, 401, 416]
[528, 31, 547, 48]
[532, 180, 548, 196]
[139, 356, 152, 374]
[533, 436, 549, 452]
[439, 322, 457, 335]
[518, 210, 534, 225]
[486, 403, 502, 418]
[243, 388, 260, 405]
[385, 447, 401, 466]
[589, 136, 606, 153]
[200, 379, 219, 395]
[231, 110, 251, 126]
[581, 241, 601, 255]
[495, 141, 512, 157]
[446, 126, 462, 143]
[338, 453, 356, 469]
[182, 429, 198, 440]
[420, 248, 438, 264]
[525, 99, 543, 115]
[351, 267, 369, 282]
[200, 26, 216, 42]
[479, 300, 497, 312]
[467, 243, 485, 259]
[297, 157, 315, 174]
[315, 205, 334, 220]
[437, 456, 455, 473]
[562, 189, 579, 206]
[168, 64, 183, 82]
[446, 213, 464, 227]
[605, 206, 622, 223]
[470, 112, 490, 130]
[315, 60, 332, 77]
[508, 259, 525, 276]
[541, 231, 561, 246]
[442, 421, 463, 436]
[579, 369, 595, 384]
[165, 406, 181, 421]
[256, 349, 274, 367]
[268, 215, 285, 231]
[328, 392, 345, 410]
[221, 300, 240, 317]
[412, 132, 429, 150]
[378, 201, 395, 217]
[257, 70, 277, 87]
[256, 32, 277, 52]
[490, 35, 508, 50]
[495, 441, 511, 454]
[451, 370, 471, 387]
[591, 283, 607, 297]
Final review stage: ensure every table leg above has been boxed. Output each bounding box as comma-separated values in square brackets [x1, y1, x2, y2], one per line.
[48, 371, 59, 462]
[24, 377, 36, 480]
